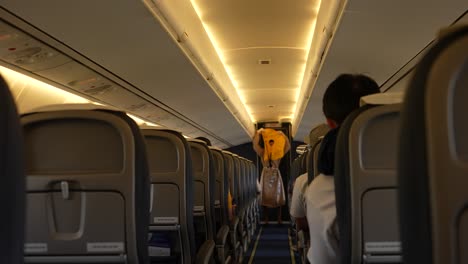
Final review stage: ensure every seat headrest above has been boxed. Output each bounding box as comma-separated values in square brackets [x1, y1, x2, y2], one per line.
[26, 103, 120, 114]
[360, 92, 404, 106]
[208, 146, 222, 151]
[296, 144, 309, 154]
[308, 123, 330, 146]
[140, 125, 166, 130]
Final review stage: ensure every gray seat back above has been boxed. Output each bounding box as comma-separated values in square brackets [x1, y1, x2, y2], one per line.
[22, 107, 150, 264]
[308, 139, 322, 184]
[288, 156, 299, 196]
[189, 140, 215, 245]
[398, 25, 468, 264]
[232, 155, 242, 214]
[335, 104, 401, 264]
[210, 148, 229, 228]
[239, 158, 248, 210]
[0, 76, 25, 264]
[309, 124, 330, 148]
[291, 157, 299, 181]
[308, 126, 329, 184]
[222, 151, 235, 209]
[248, 160, 255, 203]
[141, 129, 195, 264]
[300, 150, 308, 175]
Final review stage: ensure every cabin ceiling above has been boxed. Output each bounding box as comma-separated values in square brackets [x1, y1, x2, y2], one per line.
[0, 0, 253, 148]
[190, 0, 320, 122]
[1, 0, 467, 146]
[295, 0, 467, 142]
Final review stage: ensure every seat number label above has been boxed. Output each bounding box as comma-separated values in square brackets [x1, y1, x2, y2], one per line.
[25, 243, 48, 253]
[365, 241, 401, 253]
[154, 217, 178, 224]
[87, 242, 124, 253]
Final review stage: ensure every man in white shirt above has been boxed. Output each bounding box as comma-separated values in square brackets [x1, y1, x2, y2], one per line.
[304, 74, 380, 264]
[290, 173, 308, 230]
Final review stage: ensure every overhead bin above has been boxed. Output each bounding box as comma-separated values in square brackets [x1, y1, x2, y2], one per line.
[0, 19, 231, 148]
[0, 22, 72, 72]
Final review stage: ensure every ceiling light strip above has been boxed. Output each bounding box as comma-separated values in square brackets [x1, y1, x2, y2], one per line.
[142, 0, 254, 138]
[292, 0, 322, 121]
[0, 65, 89, 103]
[0, 65, 160, 127]
[292, 0, 348, 135]
[190, 0, 256, 124]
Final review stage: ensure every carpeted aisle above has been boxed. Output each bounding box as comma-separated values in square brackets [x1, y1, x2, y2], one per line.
[245, 224, 296, 264]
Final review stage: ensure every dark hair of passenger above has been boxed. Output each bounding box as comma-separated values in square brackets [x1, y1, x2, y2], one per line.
[195, 136, 212, 146]
[322, 74, 380, 124]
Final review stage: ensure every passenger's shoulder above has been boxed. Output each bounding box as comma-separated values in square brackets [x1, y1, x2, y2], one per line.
[297, 173, 308, 183]
[305, 174, 334, 198]
[311, 174, 334, 186]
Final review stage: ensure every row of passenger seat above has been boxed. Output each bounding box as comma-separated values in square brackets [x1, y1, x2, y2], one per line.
[0, 77, 260, 264]
[291, 79, 402, 264]
[0, 75, 25, 264]
[336, 25, 468, 264]
[289, 25, 468, 264]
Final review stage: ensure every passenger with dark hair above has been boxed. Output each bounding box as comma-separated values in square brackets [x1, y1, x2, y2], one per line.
[304, 74, 380, 264]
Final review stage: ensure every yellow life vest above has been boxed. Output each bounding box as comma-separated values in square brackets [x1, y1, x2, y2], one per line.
[262, 128, 286, 162]
[227, 191, 233, 220]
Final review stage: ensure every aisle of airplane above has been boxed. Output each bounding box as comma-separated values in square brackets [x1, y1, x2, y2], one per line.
[1, 24, 468, 264]
[0, 0, 467, 264]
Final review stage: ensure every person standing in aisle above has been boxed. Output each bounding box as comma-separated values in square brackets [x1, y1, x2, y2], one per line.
[253, 128, 290, 224]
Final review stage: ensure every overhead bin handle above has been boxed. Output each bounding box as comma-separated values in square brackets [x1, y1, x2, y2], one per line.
[60, 181, 70, 200]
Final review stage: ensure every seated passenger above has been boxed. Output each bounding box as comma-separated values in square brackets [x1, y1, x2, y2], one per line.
[290, 173, 308, 232]
[304, 74, 380, 264]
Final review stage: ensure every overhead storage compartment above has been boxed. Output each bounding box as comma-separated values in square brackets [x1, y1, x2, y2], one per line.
[0, 22, 71, 72]
[0, 20, 229, 148]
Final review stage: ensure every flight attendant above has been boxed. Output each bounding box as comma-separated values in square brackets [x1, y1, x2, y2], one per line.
[253, 128, 290, 224]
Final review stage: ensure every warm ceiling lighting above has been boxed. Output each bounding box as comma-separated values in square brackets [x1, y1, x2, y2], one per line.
[0, 65, 90, 104]
[190, 0, 255, 123]
[292, 0, 322, 120]
[127, 113, 160, 127]
[190, 0, 322, 125]
[0, 65, 160, 127]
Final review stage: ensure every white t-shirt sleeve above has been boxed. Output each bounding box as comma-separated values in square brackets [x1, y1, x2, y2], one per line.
[290, 174, 307, 218]
[325, 218, 339, 255]
[305, 174, 337, 264]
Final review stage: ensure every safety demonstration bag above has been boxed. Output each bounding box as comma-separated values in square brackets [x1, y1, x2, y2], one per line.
[260, 167, 285, 208]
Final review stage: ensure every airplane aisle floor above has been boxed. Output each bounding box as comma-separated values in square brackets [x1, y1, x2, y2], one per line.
[244, 224, 298, 264]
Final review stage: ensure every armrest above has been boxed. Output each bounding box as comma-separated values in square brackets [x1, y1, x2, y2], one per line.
[195, 239, 215, 264]
[297, 230, 305, 248]
[230, 216, 239, 230]
[216, 225, 230, 245]
[239, 210, 245, 221]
